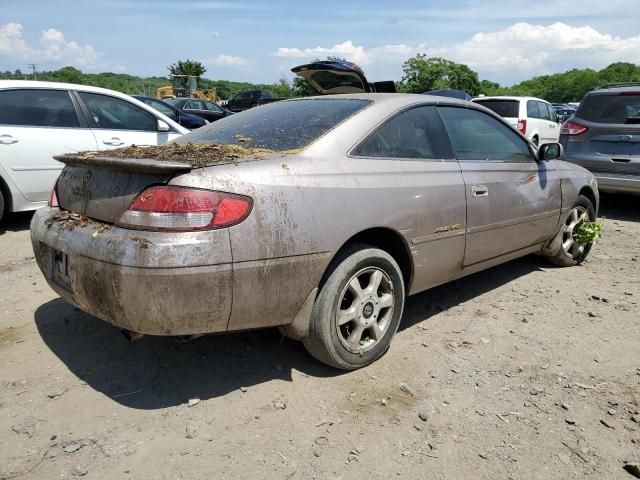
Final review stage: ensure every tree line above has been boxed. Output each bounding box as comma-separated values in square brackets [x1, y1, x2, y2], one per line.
[2, 57, 639, 102]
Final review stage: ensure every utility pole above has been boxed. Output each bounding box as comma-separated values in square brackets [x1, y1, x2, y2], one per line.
[28, 63, 38, 80]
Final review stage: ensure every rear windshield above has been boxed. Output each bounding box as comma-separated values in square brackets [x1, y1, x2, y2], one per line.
[178, 98, 371, 150]
[473, 100, 519, 118]
[577, 93, 640, 124]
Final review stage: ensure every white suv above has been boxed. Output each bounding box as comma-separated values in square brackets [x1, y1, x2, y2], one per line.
[0, 81, 188, 223]
[472, 96, 560, 147]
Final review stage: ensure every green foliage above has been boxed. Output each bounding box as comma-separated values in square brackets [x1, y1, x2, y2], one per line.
[573, 218, 604, 245]
[499, 62, 640, 102]
[270, 76, 295, 98]
[9, 59, 640, 105]
[167, 59, 207, 78]
[399, 55, 480, 95]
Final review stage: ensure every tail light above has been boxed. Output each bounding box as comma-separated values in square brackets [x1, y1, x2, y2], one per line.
[117, 186, 252, 232]
[560, 120, 588, 136]
[48, 180, 59, 207]
[517, 119, 527, 134]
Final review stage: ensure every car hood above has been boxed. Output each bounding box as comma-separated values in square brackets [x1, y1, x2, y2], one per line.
[291, 60, 396, 95]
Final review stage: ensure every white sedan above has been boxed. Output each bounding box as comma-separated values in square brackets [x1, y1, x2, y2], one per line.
[0, 80, 187, 223]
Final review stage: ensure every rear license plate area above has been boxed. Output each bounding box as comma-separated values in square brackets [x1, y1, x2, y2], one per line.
[51, 249, 72, 292]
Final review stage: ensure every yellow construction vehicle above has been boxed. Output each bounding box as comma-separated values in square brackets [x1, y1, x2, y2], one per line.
[156, 75, 219, 102]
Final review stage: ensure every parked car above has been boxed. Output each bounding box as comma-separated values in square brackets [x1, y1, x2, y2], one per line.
[132, 95, 207, 130]
[554, 106, 576, 124]
[472, 96, 560, 146]
[31, 94, 599, 370]
[0, 81, 187, 223]
[560, 83, 640, 194]
[225, 90, 284, 112]
[164, 98, 233, 123]
[291, 60, 396, 95]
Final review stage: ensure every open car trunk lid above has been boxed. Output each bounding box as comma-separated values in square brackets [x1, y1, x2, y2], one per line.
[291, 60, 396, 95]
[54, 154, 192, 224]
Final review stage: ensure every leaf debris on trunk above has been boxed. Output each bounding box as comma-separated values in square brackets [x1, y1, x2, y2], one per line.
[74, 142, 279, 168]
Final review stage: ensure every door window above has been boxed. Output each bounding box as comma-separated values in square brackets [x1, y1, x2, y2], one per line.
[204, 101, 224, 113]
[185, 100, 206, 110]
[545, 103, 558, 122]
[538, 102, 552, 121]
[0, 89, 80, 128]
[438, 107, 533, 162]
[353, 106, 453, 159]
[78, 92, 157, 131]
[527, 100, 541, 119]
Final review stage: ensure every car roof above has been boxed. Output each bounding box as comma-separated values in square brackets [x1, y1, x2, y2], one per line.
[473, 95, 549, 102]
[1, 80, 136, 98]
[589, 84, 640, 95]
[285, 92, 473, 107]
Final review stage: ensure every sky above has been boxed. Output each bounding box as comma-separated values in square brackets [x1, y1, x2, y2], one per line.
[1, 0, 640, 86]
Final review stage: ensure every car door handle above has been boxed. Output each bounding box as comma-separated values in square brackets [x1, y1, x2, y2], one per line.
[0, 134, 18, 145]
[103, 138, 125, 146]
[612, 157, 631, 163]
[472, 185, 489, 197]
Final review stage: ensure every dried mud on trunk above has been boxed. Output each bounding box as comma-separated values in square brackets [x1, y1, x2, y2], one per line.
[74, 142, 278, 168]
[45, 211, 112, 235]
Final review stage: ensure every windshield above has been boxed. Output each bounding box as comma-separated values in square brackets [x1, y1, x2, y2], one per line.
[577, 93, 640, 124]
[474, 99, 520, 118]
[178, 98, 371, 150]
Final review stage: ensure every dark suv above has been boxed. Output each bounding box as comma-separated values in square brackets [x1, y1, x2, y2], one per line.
[226, 90, 280, 112]
[560, 83, 640, 194]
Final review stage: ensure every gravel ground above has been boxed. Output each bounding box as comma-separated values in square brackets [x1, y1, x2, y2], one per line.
[1, 193, 639, 480]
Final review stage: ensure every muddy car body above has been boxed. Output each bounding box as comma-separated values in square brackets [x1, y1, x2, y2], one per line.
[31, 94, 599, 369]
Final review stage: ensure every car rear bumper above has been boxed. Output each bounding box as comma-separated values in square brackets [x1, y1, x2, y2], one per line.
[31, 207, 234, 335]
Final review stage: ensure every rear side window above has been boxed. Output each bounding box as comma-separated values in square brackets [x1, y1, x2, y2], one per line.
[180, 98, 371, 151]
[0, 89, 80, 128]
[527, 100, 541, 119]
[79, 92, 157, 131]
[577, 93, 640, 124]
[473, 100, 519, 118]
[439, 107, 533, 162]
[354, 106, 452, 159]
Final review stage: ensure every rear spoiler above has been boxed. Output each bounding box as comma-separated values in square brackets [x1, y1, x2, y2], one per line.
[54, 154, 192, 174]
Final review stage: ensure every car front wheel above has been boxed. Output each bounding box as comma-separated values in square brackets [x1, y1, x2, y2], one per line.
[548, 194, 596, 267]
[0, 189, 5, 224]
[303, 244, 405, 370]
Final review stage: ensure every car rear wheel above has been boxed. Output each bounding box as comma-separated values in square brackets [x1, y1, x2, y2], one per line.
[531, 136, 539, 147]
[548, 194, 596, 267]
[303, 244, 405, 370]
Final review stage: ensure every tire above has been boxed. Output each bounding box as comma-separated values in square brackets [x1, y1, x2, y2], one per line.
[548, 194, 596, 267]
[303, 243, 405, 370]
[0, 189, 5, 224]
[531, 136, 539, 147]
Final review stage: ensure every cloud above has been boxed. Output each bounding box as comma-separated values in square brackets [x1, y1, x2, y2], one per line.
[424, 22, 640, 76]
[0, 22, 97, 67]
[40, 28, 64, 44]
[208, 54, 248, 66]
[272, 22, 640, 83]
[273, 40, 372, 65]
[0, 22, 31, 55]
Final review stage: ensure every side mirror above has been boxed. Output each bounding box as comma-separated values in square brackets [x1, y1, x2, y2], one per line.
[157, 119, 171, 132]
[537, 142, 563, 162]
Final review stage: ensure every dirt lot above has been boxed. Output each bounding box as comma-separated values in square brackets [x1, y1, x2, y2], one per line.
[1, 194, 639, 480]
